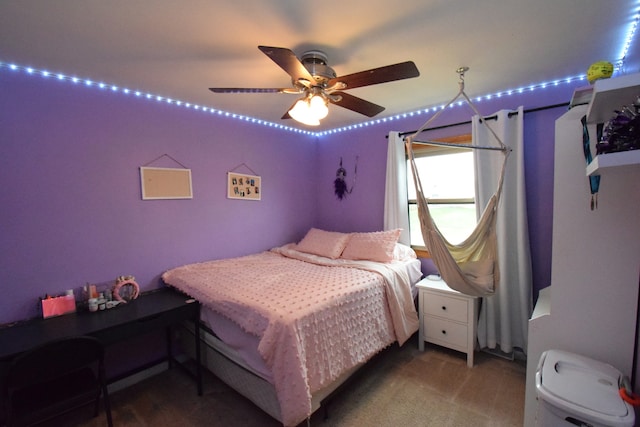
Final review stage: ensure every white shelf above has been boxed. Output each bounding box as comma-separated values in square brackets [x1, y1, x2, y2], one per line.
[583, 73, 640, 176]
[586, 72, 640, 124]
[531, 286, 551, 319]
[569, 85, 593, 108]
[586, 150, 640, 176]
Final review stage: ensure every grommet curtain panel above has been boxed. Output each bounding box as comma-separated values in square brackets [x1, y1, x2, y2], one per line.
[474, 107, 532, 354]
[383, 131, 411, 245]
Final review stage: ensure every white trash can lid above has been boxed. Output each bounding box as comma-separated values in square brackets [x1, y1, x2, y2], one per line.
[536, 350, 634, 426]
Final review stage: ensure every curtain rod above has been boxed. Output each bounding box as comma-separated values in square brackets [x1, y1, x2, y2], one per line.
[388, 102, 569, 138]
[410, 140, 508, 151]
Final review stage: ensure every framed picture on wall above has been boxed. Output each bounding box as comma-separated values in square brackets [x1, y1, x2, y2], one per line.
[140, 167, 193, 200]
[227, 172, 261, 201]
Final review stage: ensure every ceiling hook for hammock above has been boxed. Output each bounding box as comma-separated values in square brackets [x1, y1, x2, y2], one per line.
[457, 66, 469, 90]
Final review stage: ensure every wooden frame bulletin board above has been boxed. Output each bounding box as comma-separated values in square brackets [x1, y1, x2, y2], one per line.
[227, 172, 261, 200]
[140, 167, 193, 200]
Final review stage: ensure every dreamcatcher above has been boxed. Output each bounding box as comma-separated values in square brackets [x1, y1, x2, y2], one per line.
[334, 156, 358, 200]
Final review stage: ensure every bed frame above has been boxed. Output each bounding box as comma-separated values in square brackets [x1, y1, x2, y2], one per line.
[179, 321, 364, 425]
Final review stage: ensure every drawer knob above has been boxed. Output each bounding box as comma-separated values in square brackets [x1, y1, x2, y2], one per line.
[441, 330, 447, 335]
[441, 306, 447, 311]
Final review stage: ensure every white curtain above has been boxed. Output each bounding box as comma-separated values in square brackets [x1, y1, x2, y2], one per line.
[384, 131, 410, 245]
[473, 107, 532, 354]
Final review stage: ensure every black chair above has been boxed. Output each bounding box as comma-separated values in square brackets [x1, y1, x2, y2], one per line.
[2, 336, 113, 427]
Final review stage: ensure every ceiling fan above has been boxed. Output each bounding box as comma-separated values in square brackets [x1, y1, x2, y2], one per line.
[209, 46, 420, 126]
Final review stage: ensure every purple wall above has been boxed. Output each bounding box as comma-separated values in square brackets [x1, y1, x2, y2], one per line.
[317, 85, 581, 302]
[1, 72, 318, 324]
[1, 68, 586, 326]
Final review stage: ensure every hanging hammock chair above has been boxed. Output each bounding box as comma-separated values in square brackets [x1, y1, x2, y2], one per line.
[405, 68, 510, 297]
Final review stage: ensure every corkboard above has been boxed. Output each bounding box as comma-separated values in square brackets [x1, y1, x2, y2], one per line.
[140, 167, 193, 200]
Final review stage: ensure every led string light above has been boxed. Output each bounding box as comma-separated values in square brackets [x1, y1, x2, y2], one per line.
[0, 62, 596, 138]
[1, 0, 636, 141]
[313, 74, 589, 137]
[616, 2, 640, 71]
[0, 62, 316, 136]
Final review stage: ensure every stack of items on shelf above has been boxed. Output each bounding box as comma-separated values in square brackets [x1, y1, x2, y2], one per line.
[597, 95, 640, 154]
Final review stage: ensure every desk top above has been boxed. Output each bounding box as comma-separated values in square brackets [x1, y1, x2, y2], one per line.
[0, 287, 198, 360]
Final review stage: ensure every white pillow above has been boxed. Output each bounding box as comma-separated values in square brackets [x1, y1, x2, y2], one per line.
[295, 228, 350, 259]
[341, 229, 402, 263]
[393, 243, 417, 261]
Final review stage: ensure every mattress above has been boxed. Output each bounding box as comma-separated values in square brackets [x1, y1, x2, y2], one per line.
[163, 243, 422, 425]
[198, 257, 422, 383]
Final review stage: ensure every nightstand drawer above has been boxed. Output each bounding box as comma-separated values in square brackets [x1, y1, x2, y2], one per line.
[424, 316, 468, 349]
[423, 293, 468, 323]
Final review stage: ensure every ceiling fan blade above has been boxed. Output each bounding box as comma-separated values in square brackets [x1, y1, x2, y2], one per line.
[209, 87, 288, 93]
[331, 92, 385, 117]
[258, 46, 315, 84]
[328, 61, 419, 90]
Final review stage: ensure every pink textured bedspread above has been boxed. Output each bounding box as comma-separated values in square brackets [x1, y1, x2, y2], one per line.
[162, 244, 419, 426]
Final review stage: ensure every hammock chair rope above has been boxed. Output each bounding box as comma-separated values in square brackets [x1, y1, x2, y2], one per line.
[405, 68, 510, 297]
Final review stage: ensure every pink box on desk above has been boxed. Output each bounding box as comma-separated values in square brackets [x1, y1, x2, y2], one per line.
[41, 296, 76, 318]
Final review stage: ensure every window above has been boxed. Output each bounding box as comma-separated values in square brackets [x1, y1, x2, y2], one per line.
[407, 135, 476, 250]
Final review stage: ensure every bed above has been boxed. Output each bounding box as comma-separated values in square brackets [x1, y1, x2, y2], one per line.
[162, 228, 422, 426]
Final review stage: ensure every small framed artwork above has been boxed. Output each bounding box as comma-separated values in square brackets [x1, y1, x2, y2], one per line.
[227, 172, 261, 200]
[140, 167, 193, 200]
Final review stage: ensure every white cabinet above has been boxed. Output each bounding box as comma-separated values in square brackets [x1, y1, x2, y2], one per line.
[523, 73, 640, 427]
[417, 277, 478, 367]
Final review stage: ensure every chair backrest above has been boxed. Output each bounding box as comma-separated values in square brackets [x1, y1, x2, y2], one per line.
[6, 336, 104, 390]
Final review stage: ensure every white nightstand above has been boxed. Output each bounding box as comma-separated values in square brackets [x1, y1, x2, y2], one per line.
[416, 276, 479, 367]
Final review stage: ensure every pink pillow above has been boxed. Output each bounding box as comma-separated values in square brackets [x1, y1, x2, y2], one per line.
[295, 228, 350, 259]
[341, 229, 402, 263]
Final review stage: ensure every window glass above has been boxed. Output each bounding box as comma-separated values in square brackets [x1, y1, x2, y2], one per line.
[408, 150, 476, 246]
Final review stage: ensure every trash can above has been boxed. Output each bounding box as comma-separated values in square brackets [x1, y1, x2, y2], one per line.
[535, 349, 635, 427]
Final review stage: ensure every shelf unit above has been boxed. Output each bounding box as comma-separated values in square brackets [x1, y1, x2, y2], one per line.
[586, 150, 640, 176]
[523, 83, 640, 426]
[416, 277, 478, 368]
[585, 72, 640, 176]
[586, 72, 640, 123]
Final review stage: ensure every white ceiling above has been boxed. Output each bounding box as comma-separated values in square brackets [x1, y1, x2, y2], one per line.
[1, 1, 638, 130]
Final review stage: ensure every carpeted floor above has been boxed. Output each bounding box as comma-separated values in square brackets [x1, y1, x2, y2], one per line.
[56, 334, 526, 427]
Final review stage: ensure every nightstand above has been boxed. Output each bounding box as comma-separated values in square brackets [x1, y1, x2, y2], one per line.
[417, 276, 479, 367]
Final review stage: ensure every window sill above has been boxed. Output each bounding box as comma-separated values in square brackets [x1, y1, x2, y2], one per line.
[412, 247, 431, 259]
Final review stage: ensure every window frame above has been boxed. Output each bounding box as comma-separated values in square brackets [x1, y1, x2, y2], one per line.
[406, 134, 474, 258]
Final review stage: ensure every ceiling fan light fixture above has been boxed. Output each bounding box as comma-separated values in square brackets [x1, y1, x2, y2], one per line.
[288, 93, 329, 126]
[289, 97, 321, 126]
[309, 94, 329, 119]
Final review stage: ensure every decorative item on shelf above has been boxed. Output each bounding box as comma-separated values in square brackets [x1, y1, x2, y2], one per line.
[113, 275, 140, 303]
[596, 96, 640, 154]
[587, 61, 614, 84]
[581, 115, 601, 210]
[334, 156, 358, 200]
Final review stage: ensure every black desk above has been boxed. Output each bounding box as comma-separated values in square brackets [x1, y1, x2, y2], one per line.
[0, 287, 202, 395]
